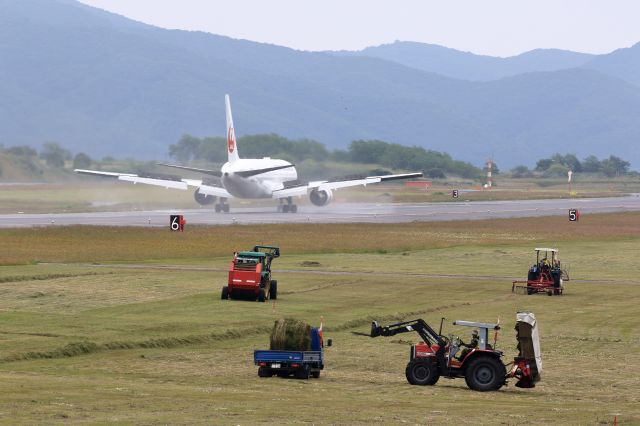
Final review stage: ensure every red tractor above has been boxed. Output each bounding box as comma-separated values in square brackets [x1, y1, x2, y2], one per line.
[512, 248, 570, 296]
[369, 312, 541, 391]
[221, 246, 279, 302]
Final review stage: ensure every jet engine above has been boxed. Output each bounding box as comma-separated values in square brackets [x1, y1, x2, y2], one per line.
[309, 188, 333, 206]
[194, 188, 216, 205]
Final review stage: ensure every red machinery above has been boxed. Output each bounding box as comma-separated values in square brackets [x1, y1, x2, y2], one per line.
[369, 312, 541, 391]
[221, 246, 279, 302]
[512, 248, 569, 296]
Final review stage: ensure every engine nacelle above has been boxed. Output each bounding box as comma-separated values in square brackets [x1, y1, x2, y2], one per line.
[194, 188, 216, 205]
[309, 188, 333, 206]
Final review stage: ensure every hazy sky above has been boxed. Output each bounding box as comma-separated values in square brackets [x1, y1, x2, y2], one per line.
[78, 0, 640, 56]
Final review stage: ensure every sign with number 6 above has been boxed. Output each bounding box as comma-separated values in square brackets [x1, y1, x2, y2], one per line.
[170, 215, 185, 231]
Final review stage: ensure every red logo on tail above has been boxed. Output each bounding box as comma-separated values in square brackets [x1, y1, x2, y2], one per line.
[227, 127, 235, 153]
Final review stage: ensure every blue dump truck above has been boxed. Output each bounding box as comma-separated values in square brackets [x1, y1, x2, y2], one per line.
[254, 326, 331, 379]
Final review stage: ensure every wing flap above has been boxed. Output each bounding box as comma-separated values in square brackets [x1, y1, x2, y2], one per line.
[271, 172, 423, 199]
[119, 175, 189, 190]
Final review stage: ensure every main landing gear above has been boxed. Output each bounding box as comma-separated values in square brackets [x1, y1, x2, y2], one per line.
[214, 198, 230, 213]
[277, 197, 298, 213]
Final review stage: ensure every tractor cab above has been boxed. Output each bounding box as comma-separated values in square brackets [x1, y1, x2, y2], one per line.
[447, 320, 500, 364]
[532, 248, 560, 273]
[513, 248, 569, 295]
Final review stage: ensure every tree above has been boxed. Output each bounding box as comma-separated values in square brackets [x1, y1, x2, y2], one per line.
[425, 168, 446, 179]
[73, 152, 92, 169]
[169, 134, 202, 163]
[582, 155, 601, 173]
[559, 154, 582, 172]
[543, 163, 569, 177]
[600, 155, 630, 177]
[510, 165, 533, 178]
[6, 145, 38, 157]
[535, 158, 553, 171]
[40, 142, 71, 168]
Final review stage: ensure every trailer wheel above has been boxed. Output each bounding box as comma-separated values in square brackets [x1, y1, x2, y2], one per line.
[295, 365, 310, 379]
[258, 366, 273, 377]
[276, 371, 289, 378]
[311, 370, 320, 379]
[405, 359, 439, 386]
[221, 286, 229, 300]
[269, 280, 278, 300]
[464, 356, 505, 391]
[258, 288, 266, 302]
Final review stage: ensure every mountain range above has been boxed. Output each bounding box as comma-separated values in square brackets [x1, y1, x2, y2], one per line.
[1, 0, 639, 168]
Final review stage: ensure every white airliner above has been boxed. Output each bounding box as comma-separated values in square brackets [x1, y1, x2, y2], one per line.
[76, 95, 422, 213]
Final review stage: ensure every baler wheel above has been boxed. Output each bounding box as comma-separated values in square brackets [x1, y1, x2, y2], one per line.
[258, 288, 266, 302]
[221, 286, 229, 300]
[270, 280, 278, 300]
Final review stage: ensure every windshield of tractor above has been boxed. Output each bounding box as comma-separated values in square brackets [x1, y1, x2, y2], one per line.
[234, 252, 265, 268]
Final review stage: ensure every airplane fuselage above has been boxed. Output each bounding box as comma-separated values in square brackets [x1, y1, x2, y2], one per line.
[220, 158, 297, 198]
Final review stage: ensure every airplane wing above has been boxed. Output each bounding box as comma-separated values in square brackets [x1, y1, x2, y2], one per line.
[74, 169, 233, 198]
[271, 172, 423, 199]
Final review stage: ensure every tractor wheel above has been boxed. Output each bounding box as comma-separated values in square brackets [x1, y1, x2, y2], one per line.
[311, 370, 320, 379]
[295, 365, 310, 379]
[258, 288, 266, 302]
[221, 286, 229, 300]
[464, 356, 505, 392]
[405, 359, 439, 386]
[258, 366, 272, 378]
[269, 280, 278, 300]
[290, 205, 298, 213]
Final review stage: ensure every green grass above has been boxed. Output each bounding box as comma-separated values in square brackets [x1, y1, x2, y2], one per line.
[0, 215, 639, 423]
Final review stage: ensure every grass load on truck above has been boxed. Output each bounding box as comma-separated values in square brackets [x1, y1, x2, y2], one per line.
[254, 318, 332, 379]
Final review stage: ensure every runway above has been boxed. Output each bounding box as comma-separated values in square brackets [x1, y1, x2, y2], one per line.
[1, 194, 638, 228]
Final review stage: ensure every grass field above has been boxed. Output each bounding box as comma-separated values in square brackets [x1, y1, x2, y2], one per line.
[0, 213, 639, 424]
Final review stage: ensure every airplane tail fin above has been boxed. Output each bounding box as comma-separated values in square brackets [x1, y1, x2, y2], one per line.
[225, 94, 240, 163]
